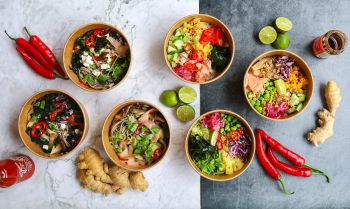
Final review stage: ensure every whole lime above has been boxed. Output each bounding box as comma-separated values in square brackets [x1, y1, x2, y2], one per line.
[272, 33, 290, 49]
[160, 90, 178, 107]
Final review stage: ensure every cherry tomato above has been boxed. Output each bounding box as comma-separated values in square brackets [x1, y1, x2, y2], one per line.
[216, 141, 223, 150]
[152, 148, 160, 161]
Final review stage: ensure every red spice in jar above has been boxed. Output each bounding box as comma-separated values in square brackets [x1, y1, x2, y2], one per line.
[312, 30, 348, 58]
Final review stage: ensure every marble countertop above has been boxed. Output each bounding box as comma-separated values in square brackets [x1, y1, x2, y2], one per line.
[0, 0, 200, 208]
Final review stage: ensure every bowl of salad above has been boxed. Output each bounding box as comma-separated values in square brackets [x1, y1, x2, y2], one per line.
[18, 89, 89, 159]
[63, 23, 131, 92]
[244, 50, 313, 121]
[102, 100, 171, 171]
[185, 110, 255, 181]
[164, 14, 235, 84]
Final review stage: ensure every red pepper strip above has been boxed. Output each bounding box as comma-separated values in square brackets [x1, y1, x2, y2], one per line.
[67, 114, 81, 126]
[258, 129, 328, 176]
[23, 27, 66, 77]
[216, 141, 223, 150]
[31, 121, 48, 138]
[119, 157, 129, 161]
[152, 148, 160, 161]
[267, 148, 330, 182]
[93, 54, 102, 62]
[93, 29, 105, 37]
[16, 47, 55, 79]
[256, 130, 293, 194]
[230, 130, 240, 140]
[5, 31, 54, 71]
[85, 35, 95, 48]
[49, 103, 65, 121]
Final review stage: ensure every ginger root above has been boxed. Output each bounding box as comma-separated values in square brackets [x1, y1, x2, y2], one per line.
[77, 147, 149, 196]
[129, 172, 149, 192]
[307, 81, 341, 146]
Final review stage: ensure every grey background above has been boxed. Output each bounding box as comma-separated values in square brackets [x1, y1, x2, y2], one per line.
[200, 0, 350, 209]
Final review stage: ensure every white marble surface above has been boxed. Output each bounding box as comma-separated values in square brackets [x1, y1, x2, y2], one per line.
[0, 0, 200, 208]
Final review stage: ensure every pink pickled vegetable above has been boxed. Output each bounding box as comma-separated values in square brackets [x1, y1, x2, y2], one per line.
[201, 112, 224, 131]
[265, 101, 288, 119]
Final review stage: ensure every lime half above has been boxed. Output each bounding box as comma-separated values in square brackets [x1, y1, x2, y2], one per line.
[178, 86, 197, 104]
[160, 90, 178, 107]
[272, 33, 290, 49]
[275, 17, 293, 33]
[176, 105, 195, 122]
[258, 26, 277, 44]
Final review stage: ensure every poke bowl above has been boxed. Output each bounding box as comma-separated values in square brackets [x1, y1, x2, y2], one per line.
[18, 89, 89, 159]
[244, 50, 313, 121]
[63, 22, 131, 92]
[164, 14, 235, 84]
[102, 100, 171, 171]
[185, 110, 255, 181]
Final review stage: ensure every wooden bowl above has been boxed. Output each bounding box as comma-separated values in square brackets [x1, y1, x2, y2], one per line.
[102, 100, 171, 171]
[63, 22, 132, 92]
[18, 89, 89, 159]
[185, 110, 255, 181]
[243, 50, 314, 121]
[164, 14, 235, 85]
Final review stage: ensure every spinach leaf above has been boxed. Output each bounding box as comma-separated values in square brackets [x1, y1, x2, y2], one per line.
[211, 45, 230, 71]
[96, 74, 109, 85]
[94, 36, 108, 52]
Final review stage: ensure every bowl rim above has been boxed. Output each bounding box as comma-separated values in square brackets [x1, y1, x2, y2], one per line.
[163, 13, 235, 85]
[62, 22, 132, 92]
[18, 89, 89, 159]
[243, 49, 314, 121]
[101, 100, 172, 171]
[185, 109, 256, 181]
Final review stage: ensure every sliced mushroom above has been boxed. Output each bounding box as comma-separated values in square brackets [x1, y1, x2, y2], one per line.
[50, 144, 63, 154]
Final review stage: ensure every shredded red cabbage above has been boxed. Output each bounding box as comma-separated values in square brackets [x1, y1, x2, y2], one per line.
[201, 112, 224, 131]
[274, 55, 294, 80]
[174, 65, 195, 81]
[228, 134, 251, 162]
[265, 101, 288, 119]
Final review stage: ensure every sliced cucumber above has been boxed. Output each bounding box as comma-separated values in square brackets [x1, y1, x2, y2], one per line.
[167, 54, 173, 61]
[183, 36, 190, 43]
[290, 93, 300, 106]
[287, 107, 296, 114]
[298, 93, 306, 102]
[173, 39, 184, 50]
[174, 29, 182, 37]
[172, 53, 179, 62]
[167, 45, 177, 54]
[171, 62, 177, 68]
[274, 79, 287, 95]
[296, 103, 303, 112]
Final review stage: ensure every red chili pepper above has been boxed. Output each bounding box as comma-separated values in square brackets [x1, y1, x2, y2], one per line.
[229, 130, 240, 140]
[258, 129, 330, 180]
[184, 62, 195, 71]
[93, 29, 105, 37]
[79, 80, 90, 88]
[5, 31, 54, 71]
[67, 114, 81, 126]
[216, 140, 223, 150]
[31, 122, 48, 138]
[23, 27, 66, 77]
[188, 50, 199, 60]
[49, 103, 65, 121]
[183, 42, 192, 53]
[257, 129, 305, 166]
[256, 130, 293, 194]
[85, 35, 95, 48]
[16, 47, 55, 79]
[267, 148, 330, 182]
[152, 148, 160, 161]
